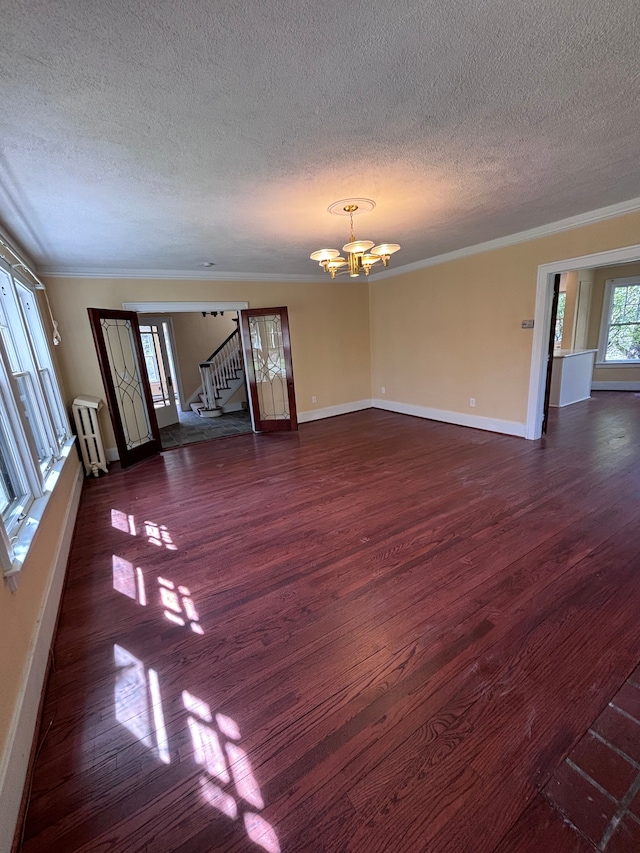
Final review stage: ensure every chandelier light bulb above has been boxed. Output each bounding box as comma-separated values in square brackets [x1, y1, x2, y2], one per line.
[370, 243, 401, 266]
[310, 248, 340, 262]
[343, 240, 374, 255]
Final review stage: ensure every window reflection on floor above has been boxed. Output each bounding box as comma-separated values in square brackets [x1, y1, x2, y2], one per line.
[111, 559, 202, 634]
[184, 689, 280, 853]
[111, 508, 178, 550]
[111, 508, 137, 536]
[145, 520, 177, 550]
[111, 505, 277, 850]
[244, 811, 281, 853]
[158, 577, 203, 633]
[113, 645, 169, 764]
[112, 556, 147, 605]
[113, 650, 280, 852]
[200, 775, 238, 819]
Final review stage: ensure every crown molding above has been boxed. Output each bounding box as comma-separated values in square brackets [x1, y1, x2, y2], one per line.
[39, 267, 326, 283]
[370, 195, 640, 281]
[123, 301, 249, 313]
[36, 195, 640, 284]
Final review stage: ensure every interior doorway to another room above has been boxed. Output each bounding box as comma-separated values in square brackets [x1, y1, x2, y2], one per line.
[528, 244, 640, 438]
[137, 310, 252, 450]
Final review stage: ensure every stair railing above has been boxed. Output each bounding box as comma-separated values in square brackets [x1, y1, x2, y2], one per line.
[198, 328, 243, 411]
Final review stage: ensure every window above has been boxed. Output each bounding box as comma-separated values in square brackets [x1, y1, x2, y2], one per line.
[554, 291, 567, 348]
[0, 414, 29, 528]
[0, 258, 71, 575]
[17, 284, 69, 447]
[598, 278, 640, 363]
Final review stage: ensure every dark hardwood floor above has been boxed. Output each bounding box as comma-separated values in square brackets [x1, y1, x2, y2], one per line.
[19, 392, 640, 852]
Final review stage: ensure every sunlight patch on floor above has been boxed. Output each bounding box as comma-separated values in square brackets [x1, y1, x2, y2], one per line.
[111, 509, 178, 550]
[184, 689, 280, 852]
[145, 520, 177, 550]
[111, 509, 136, 536]
[111, 529, 277, 850]
[112, 556, 147, 605]
[113, 644, 170, 764]
[158, 577, 203, 633]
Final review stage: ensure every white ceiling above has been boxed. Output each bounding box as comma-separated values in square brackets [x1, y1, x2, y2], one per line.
[1, 0, 640, 279]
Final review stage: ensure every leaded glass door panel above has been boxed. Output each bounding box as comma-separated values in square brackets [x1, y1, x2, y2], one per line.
[88, 308, 161, 468]
[240, 307, 297, 432]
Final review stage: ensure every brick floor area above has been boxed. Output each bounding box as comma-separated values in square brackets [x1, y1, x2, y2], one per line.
[542, 667, 640, 850]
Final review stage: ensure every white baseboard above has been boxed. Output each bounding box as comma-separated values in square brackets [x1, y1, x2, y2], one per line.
[221, 402, 245, 413]
[106, 447, 119, 462]
[371, 398, 527, 438]
[111, 397, 527, 439]
[592, 381, 640, 391]
[298, 399, 373, 423]
[0, 462, 83, 853]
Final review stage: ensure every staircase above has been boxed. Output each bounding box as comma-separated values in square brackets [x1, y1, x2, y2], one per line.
[191, 329, 245, 418]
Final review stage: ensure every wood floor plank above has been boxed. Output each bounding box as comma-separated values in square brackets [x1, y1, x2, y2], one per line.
[19, 392, 640, 852]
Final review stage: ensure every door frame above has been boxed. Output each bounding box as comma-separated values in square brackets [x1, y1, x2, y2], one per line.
[526, 242, 640, 439]
[123, 301, 253, 423]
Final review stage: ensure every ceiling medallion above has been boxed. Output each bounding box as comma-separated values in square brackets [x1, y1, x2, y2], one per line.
[310, 198, 400, 279]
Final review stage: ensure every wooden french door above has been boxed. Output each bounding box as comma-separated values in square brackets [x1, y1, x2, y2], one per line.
[240, 307, 298, 431]
[88, 308, 161, 468]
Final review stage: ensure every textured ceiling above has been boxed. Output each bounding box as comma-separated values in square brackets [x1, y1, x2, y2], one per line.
[1, 0, 640, 278]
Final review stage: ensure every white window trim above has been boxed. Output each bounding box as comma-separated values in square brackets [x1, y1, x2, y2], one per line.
[2, 439, 75, 590]
[0, 257, 73, 584]
[596, 276, 640, 366]
[0, 354, 43, 502]
[15, 279, 71, 444]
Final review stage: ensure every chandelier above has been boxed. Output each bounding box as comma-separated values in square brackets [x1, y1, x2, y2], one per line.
[310, 198, 400, 278]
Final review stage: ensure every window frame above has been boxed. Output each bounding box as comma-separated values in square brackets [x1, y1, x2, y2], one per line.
[597, 277, 640, 365]
[15, 280, 70, 449]
[0, 257, 73, 579]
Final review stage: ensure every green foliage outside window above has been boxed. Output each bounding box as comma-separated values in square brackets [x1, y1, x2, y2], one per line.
[606, 285, 640, 361]
[554, 292, 566, 346]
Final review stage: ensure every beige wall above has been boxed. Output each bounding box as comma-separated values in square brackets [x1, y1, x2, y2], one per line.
[140, 311, 237, 404]
[369, 211, 640, 425]
[43, 208, 640, 445]
[45, 278, 372, 449]
[171, 311, 236, 402]
[587, 262, 640, 384]
[560, 270, 578, 349]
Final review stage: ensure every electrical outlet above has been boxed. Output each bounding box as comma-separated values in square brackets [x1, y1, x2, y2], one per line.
[312, 395, 317, 404]
[381, 386, 386, 395]
[469, 397, 476, 407]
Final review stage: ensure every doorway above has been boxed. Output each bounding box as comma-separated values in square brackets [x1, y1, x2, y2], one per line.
[138, 309, 252, 450]
[123, 301, 298, 450]
[527, 242, 640, 438]
[139, 316, 180, 429]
